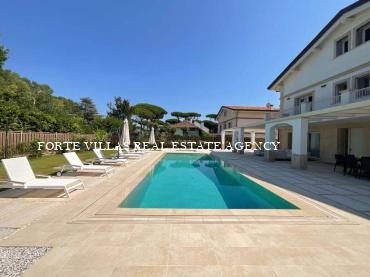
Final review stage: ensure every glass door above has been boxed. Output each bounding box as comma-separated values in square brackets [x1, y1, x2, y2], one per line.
[308, 132, 320, 158]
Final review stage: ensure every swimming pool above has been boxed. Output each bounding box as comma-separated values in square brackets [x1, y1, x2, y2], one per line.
[119, 153, 298, 209]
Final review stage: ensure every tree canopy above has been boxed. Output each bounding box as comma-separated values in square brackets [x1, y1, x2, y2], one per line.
[206, 114, 218, 120]
[170, 111, 201, 122]
[133, 103, 167, 130]
[134, 103, 167, 120]
[107, 97, 134, 120]
[203, 120, 218, 133]
[0, 44, 103, 133]
[0, 44, 8, 69]
[165, 118, 180, 124]
[0, 42, 215, 139]
[79, 97, 98, 122]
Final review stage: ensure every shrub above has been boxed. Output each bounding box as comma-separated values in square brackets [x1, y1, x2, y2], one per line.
[28, 140, 43, 158]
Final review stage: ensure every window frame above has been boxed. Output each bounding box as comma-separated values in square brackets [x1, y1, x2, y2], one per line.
[354, 74, 370, 90]
[355, 21, 370, 47]
[332, 79, 350, 104]
[335, 34, 350, 57]
[333, 79, 350, 95]
[294, 92, 314, 114]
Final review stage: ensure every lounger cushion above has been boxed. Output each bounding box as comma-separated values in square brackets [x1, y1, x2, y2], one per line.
[100, 159, 125, 164]
[81, 165, 113, 171]
[24, 178, 82, 189]
[2, 157, 36, 183]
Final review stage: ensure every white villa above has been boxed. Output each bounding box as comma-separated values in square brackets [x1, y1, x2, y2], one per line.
[258, 0, 370, 169]
[216, 105, 279, 148]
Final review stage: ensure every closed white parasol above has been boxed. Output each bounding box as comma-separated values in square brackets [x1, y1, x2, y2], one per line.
[149, 126, 156, 145]
[120, 119, 130, 150]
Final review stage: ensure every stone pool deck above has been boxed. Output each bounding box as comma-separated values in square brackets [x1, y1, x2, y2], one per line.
[0, 151, 369, 276]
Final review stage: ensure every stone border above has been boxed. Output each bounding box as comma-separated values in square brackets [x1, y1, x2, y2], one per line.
[69, 151, 350, 224]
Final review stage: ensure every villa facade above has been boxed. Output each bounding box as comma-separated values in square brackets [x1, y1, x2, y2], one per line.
[216, 106, 279, 148]
[265, 0, 370, 168]
[171, 121, 206, 136]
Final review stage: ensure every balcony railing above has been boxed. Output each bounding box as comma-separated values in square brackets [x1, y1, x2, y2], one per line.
[265, 87, 370, 121]
[351, 87, 370, 102]
[332, 94, 341, 105]
[332, 87, 370, 106]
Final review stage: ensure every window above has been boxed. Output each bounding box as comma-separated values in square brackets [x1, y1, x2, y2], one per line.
[228, 122, 231, 128]
[335, 35, 349, 56]
[294, 94, 313, 114]
[287, 132, 292, 150]
[356, 22, 370, 46]
[355, 75, 370, 89]
[223, 111, 227, 117]
[335, 82, 348, 93]
[334, 81, 348, 104]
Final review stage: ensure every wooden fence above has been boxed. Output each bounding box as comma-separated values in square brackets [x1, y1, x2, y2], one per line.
[0, 131, 96, 150]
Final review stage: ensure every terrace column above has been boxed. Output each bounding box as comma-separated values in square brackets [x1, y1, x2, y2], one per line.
[221, 130, 226, 150]
[250, 131, 256, 149]
[291, 118, 308, 169]
[232, 129, 238, 152]
[264, 123, 276, 161]
[238, 127, 245, 153]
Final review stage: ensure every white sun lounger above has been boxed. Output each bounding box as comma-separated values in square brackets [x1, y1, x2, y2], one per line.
[1, 157, 84, 198]
[92, 149, 128, 165]
[119, 146, 148, 155]
[62, 152, 114, 176]
[117, 149, 143, 159]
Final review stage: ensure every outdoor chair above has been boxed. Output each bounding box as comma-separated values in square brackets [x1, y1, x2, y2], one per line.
[334, 154, 345, 172]
[119, 146, 149, 154]
[274, 149, 292, 161]
[117, 148, 143, 159]
[61, 152, 114, 176]
[359, 157, 370, 178]
[344, 155, 359, 176]
[254, 149, 264, 156]
[92, 149, 128, 166]
[1, 157, 84, 198]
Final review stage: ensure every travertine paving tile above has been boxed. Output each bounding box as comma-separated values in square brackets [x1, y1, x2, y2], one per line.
[321, 265, 370, 277]
[323, 195, 370, 211]
[222, 266, 278, 277]
[168, 247, 220, 266]
[115, 246, 169, 266]
[273, 265, 332, 277]
[111, 266, 167, 277]
[167, 265, 225, 277]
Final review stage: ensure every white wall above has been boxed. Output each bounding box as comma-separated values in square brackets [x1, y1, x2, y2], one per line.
[217, 108, 271, 132]
[283, 65, 370, 113]
[280, 6, 370, 113]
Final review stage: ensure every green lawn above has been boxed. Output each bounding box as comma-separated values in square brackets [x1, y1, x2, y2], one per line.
[0, 150, 116, 180]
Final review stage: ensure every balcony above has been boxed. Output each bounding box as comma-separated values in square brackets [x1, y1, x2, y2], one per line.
[332, 87, 370, 105]
[265, 103, 312, 120]
[265, 87, 370, 121]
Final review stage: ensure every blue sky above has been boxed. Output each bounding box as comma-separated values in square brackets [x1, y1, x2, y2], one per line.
[0, 0, 354, 118]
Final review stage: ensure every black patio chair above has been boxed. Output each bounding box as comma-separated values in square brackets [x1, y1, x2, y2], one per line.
[344, 155, 359, 176]
[359, 157, 370, 179]
[334, 154, 345, 172]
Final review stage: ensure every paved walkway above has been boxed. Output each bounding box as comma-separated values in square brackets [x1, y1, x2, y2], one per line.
[0, 151, 369, 276]
[213, 152, 370, 219]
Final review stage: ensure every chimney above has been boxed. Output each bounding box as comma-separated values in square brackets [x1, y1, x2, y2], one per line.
[266, 102, 273, 109]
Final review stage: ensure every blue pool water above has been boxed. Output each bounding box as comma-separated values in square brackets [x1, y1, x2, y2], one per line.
[119, 154, 298, 209]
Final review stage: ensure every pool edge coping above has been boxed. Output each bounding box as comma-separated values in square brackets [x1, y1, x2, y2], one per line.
[68, 151, 352, 224]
